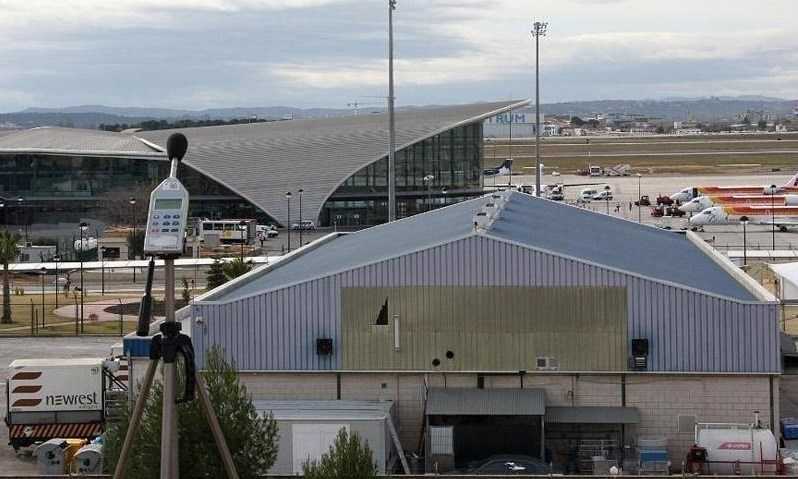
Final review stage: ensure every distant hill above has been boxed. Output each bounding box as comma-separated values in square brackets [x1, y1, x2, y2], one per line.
[2, 96, 796, 129]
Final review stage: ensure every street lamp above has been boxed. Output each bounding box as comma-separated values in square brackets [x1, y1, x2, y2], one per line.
[298, 188, 304, 246]
[238, 220, 247, 261]
[423, 175, 435, 212]
[637, 173, 642, 223]
[129, 197, 137, 283]
[285, 192, 292, 253]
[531, 20, 548, 197]
[78, 221, 88, 332]
[771, 185, 777, 250]
[53, 254, 61, 309]
[40, 266, 46, 327]
[441, 186, 448, 208]
[99, 247, 106, 296]
[740, 216, 749, 266]
[17, 197, 24, 241]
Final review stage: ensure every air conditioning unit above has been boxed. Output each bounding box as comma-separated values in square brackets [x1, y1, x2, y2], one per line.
[536, 356, 559, 371]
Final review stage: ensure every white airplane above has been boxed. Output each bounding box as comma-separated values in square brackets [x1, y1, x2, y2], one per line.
[679, 194, 798, 213]
[671, 172, 798, 203]
[688, 205, 798, 230]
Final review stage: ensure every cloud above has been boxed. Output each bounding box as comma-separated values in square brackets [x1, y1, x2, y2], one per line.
[0, 0, 797, 110]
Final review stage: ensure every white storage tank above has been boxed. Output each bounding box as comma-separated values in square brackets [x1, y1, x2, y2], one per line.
[696, 422, 778, 474]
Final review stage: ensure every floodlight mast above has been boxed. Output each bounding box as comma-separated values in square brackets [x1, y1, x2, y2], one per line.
[387, 0, 397, 222]
[531, 20, 548, 198]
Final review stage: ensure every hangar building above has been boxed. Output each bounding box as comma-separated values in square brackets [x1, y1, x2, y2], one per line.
[179, 191, 780, 472]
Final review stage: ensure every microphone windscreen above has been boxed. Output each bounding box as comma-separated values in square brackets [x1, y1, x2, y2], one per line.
[166, 133, 188, 161]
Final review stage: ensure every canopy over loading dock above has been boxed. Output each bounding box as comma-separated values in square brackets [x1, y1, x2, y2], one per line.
[425, 388, 546, 472]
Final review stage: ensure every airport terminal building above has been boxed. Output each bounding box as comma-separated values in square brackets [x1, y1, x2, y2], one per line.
[0, 100, 525, 229]
[167, 192, 780, 473]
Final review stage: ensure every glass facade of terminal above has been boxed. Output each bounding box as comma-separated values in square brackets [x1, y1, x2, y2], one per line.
[0, 154, 273, 227]
[322, 123, 483, 226]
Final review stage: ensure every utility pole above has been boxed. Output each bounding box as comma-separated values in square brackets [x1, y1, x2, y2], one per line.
[531, 20, 548, 197]
[387, 0, 397, 221]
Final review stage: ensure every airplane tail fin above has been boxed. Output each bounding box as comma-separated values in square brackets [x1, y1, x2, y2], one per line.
[502, 159, 513, 169]
[784, 172, 798, 188]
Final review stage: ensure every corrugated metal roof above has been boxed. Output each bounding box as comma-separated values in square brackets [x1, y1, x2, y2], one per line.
[0, 126, 163, 157]
[139, 100, 526, 224]
[488, 193, 756, 301]
[425, 388, 545, 416]
[210, 191, 756, 303]
[210, 198, 481, 302]
[545, 406, 641, 424]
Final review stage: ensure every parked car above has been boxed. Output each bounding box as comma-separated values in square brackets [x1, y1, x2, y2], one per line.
[455, 455, 550, 475]
[291, 220, 316, 230]
[592, 190, 613, 201]
[256, 224, 279, 238]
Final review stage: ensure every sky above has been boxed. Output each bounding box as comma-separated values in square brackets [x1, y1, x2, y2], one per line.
[0, 0, 796, 112]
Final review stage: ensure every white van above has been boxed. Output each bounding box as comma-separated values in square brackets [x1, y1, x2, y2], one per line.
[580, 189, 598, 201]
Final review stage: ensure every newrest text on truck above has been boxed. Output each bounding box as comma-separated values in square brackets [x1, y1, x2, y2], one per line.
[4, 357, 125, 450]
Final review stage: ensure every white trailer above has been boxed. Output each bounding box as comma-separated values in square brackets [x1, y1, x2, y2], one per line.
[4, 358, 123, 450]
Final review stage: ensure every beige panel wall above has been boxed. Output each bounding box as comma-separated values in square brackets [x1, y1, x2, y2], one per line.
[241, 371, 776, 469]
[342, 286, 628, 371]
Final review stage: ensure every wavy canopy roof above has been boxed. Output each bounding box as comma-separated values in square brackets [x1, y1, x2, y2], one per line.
[0, 100, 527, 224]
[138, 100, 527, 224]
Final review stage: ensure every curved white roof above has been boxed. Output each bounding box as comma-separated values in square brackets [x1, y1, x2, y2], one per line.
[0, 100, 527, 224]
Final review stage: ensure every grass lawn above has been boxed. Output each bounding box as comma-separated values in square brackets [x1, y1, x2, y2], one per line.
[0, 293, 139, 336]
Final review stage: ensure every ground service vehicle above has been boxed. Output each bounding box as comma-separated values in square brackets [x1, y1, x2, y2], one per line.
[5, 358, 124, 450]
[636, 195, 651, 206]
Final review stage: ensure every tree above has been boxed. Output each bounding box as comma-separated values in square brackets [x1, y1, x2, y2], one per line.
[181, 277, 192, 304]
[206, 259, 227, 290]
[104, 346, 279, 478]
[0, 230, 20, 324]
[303, 428, 378, 479]
[127, 229, 145, 260]
[570, 116, 585, 127]
[655, 126, 665, 134]
[222, 257, 253, 281]
[758, 119, 768, 130]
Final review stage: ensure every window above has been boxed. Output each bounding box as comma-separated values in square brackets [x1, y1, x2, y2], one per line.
[375, 297, 389, 325]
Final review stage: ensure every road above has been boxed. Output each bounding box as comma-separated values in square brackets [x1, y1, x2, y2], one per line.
[0, 337, 116, 475]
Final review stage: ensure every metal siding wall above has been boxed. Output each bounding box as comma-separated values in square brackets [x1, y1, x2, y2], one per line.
[197, 235, 779, 372]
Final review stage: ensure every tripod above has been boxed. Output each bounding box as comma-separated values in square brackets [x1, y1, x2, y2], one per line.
[113, 258, 239, 479]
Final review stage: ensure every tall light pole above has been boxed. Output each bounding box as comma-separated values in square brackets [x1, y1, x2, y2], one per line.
[78, 221, 88, 332]
[99, 247, 105, 296]
[771, 185, 777, 250]
[387, 0, 397, 222]
[298, 188, 304, 246]
[423, 175, 434, 212]
[531, 20, 548, 198]
[740, 215, 749, 266]
[40, 266, 46, 328]
[285, 192, 292, 253]
[129, 197, 137, 283]
[637, 173, 642, 223]
[53, 254, 60, 309]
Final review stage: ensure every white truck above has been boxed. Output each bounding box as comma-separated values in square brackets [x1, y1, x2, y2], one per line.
[4, 357, 124, 450]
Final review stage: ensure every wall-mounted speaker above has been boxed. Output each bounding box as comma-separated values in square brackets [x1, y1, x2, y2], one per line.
[316, 338, 333, 356]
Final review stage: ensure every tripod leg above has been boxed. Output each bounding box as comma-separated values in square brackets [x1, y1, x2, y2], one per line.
[195, 373, 240, 479]
[161, 361, 179, 479]
[113, 359, 159, 479]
